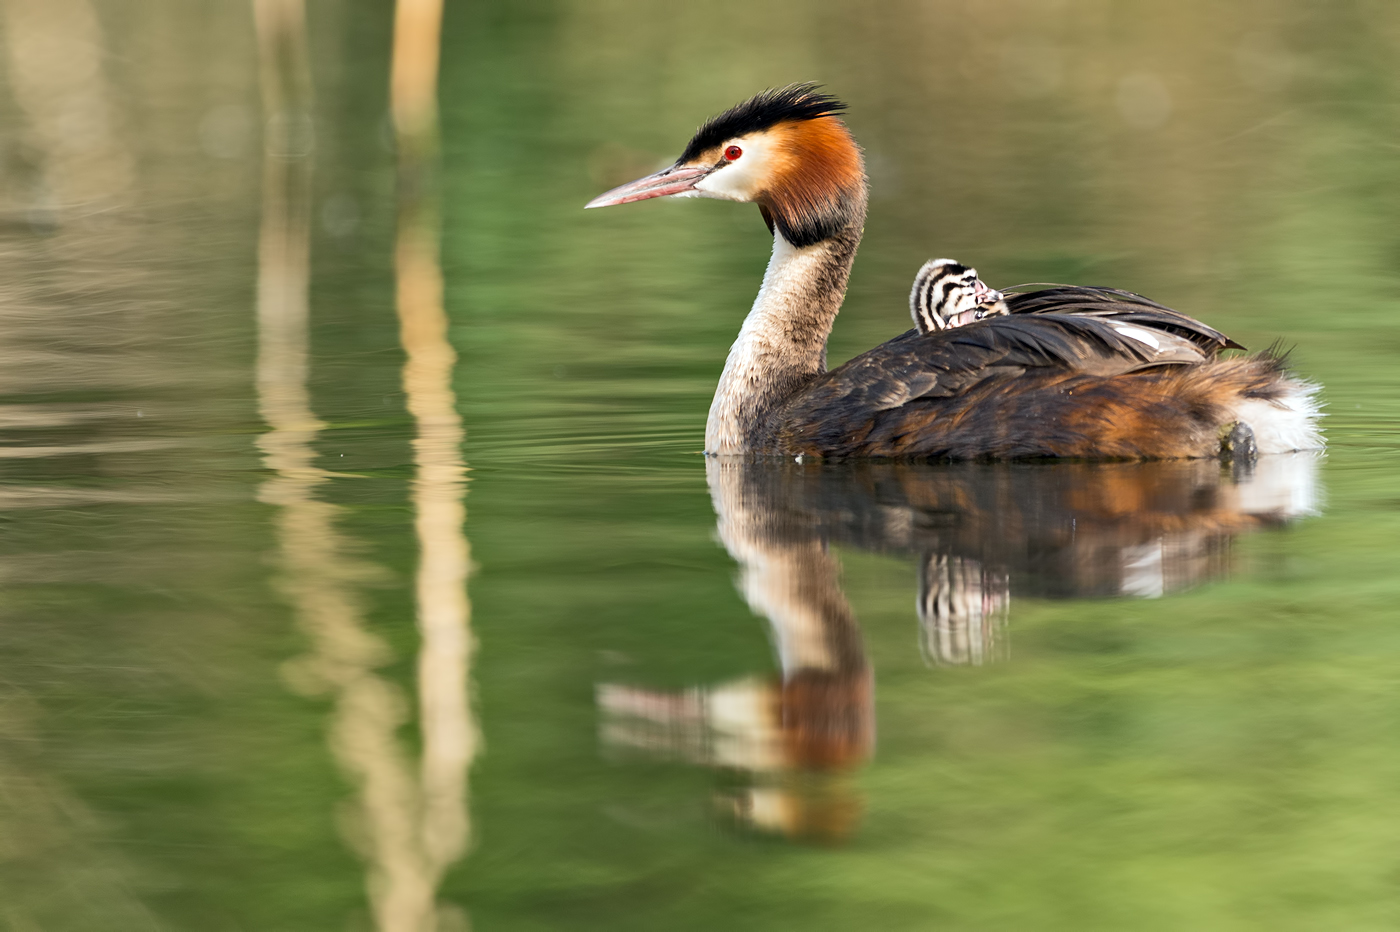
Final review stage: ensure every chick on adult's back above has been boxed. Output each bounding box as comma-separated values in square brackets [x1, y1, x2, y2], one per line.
[908, 259, 1009, 333]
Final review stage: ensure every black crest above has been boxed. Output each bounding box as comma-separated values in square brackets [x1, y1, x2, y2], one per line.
[679, 83, 847, 162]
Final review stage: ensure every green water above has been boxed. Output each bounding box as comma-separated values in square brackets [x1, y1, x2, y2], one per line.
[3, 1, 1400, 929]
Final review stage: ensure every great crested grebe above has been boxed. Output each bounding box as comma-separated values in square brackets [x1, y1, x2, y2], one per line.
[909, 259, 1009, 332]
[586, 84, 1323, 460]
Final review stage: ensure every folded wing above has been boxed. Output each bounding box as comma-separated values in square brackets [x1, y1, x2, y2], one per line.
[773, 288, 1249, 459]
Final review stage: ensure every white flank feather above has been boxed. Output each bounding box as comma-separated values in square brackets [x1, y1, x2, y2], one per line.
[1110, 323, 1161, 349]
[1230, 376, 1325, 454]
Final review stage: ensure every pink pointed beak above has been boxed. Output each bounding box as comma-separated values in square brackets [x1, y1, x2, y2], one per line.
[585, 164, 711, 209]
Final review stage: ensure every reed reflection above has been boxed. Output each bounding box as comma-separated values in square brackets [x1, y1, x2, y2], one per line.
[391, 0, 476, 911]
[600, 454, 1320, 840]
[255, 0, 470, 929]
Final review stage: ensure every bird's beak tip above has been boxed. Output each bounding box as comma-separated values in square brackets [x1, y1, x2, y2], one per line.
[584, 164, 709, 211]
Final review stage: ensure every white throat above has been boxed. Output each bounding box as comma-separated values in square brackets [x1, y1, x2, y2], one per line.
[705, 233, 837, 454]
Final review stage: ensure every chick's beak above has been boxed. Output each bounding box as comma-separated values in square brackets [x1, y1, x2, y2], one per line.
[973, 280, 1003, 305]
[585, 164, 710, 209]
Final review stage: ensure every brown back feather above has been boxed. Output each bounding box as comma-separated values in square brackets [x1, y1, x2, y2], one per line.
[772, 312, 1288, 459]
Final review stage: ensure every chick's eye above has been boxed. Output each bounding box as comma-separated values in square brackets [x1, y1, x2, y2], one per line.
[724, 145, 742, 161]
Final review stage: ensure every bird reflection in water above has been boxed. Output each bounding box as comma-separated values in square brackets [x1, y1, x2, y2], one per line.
[599, 453, 1320, 841]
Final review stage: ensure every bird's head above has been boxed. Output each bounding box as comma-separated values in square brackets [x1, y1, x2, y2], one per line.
[585, 84, 867, 248]
[909, 259, 1009, 333]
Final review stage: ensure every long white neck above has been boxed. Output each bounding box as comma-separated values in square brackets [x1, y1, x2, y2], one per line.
[705, 228, 860, 454]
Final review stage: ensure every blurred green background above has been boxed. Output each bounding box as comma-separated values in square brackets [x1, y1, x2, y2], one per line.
[1, 0, 1399, 929]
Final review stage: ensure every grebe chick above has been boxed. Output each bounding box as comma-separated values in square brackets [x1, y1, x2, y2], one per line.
[910, 259, 1009, 333]
[585, 85, 1323, 460]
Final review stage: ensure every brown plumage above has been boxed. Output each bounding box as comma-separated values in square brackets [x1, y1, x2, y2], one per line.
[772, 304, 1289, 459]
[586, 85, 1323, 460]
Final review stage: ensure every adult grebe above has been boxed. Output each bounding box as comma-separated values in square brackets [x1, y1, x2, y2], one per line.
[585, 85, 1322, 460]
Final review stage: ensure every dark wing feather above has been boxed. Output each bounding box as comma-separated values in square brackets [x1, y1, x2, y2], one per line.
[774, 314, 1207, 456]
[1006, 285, 1244, 352]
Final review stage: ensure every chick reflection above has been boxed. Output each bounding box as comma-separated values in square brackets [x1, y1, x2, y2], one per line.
[918, 555, 1009, 666]
[599, 454, 1320, 840]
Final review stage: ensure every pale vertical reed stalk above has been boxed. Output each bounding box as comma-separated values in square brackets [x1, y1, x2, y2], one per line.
[254, 0, 470, 928]
[391, 0, 476, 905]
[0, 0, 134, 210]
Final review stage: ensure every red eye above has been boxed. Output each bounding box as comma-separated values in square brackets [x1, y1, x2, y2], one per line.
[725, 145, 742, 161]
